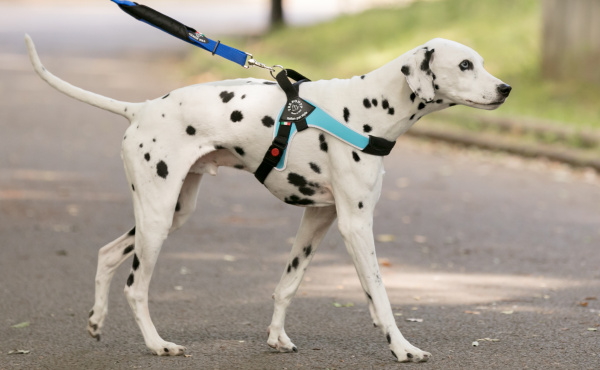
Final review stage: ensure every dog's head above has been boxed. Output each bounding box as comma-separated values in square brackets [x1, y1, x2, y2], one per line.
[401, 38, 511, 110]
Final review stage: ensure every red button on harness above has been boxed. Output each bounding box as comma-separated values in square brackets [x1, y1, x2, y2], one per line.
[271, 148, 280, 157]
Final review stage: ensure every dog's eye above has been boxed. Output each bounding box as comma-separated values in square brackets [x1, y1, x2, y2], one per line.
[459, 60, 473, 71]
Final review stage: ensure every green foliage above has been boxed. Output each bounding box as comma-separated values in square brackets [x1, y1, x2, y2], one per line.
[187, 0, 600, 129]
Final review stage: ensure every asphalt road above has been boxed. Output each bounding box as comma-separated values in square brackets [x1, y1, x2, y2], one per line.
[1, 3, 600, 370]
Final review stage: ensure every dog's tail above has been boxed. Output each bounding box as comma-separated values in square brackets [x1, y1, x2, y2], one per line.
[25, 34, 142, 121]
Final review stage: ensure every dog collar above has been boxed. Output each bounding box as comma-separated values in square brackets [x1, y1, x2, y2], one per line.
[254, 70, 396, 184]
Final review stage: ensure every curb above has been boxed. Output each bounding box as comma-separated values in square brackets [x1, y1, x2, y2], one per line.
[407, 118, 600, 172]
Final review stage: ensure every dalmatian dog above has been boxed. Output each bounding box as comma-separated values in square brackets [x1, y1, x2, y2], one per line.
[25, 34, 511, 363]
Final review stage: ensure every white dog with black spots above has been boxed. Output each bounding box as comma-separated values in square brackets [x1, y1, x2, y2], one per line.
[25, 34, 511, 363]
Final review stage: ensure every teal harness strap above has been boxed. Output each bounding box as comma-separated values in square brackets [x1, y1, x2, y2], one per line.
[255, 70, 396, 184]
[274, 100, 370, 170]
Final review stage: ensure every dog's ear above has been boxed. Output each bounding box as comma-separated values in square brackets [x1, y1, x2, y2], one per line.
[401, 47, 436, 103]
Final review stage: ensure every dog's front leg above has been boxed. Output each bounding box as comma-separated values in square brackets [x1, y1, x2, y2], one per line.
[332, 162, 430, 363]
[267, 205, 337, 352]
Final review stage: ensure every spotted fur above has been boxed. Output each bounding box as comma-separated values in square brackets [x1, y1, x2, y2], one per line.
[26, 34, 510, 362]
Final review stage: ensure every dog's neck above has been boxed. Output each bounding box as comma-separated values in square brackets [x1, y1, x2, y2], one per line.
[301, 56, 452, 142]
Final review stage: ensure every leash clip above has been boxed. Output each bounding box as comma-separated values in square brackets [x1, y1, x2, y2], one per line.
[244, 54, 283, 78]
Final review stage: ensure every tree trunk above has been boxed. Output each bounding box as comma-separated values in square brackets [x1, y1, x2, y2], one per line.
[270, 0, 285, 30]
[542, 0, 600, 82]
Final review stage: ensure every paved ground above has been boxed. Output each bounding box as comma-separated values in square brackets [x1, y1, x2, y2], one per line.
[1, 3, 600, 370]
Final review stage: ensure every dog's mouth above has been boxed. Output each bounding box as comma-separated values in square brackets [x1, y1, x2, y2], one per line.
[465, 98, 506, 110]
[466, 99, 505, 106]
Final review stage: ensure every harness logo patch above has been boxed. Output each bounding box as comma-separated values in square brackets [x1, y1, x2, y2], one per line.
[280, 98, 315, 122]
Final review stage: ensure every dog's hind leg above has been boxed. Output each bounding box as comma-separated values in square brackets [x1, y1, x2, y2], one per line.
[87, 173, 202, 341]
[88, 227, 137, 340]
[267, 205, 337, 352]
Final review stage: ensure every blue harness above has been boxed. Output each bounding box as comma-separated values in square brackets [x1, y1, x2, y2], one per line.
[254, 70, 396, 184]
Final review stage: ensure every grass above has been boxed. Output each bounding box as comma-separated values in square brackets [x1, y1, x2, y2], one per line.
[186, 0, 600, 130]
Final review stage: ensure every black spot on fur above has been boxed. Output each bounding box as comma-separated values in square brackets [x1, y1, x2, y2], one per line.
[162, 93, 170, 99]
[125, 107, 128, 112]
[309, 162, 321, 174]
[358, 202, 364, 209]
[319, 134, 328, 152]
[144, 153, 150, 161]
[132, 254, 140, 271]
[386, 333, 391, 344]
[410, 114, 416, 120]
[363, 98, 372, 108]
[175, 202, 181, 212]
[366, 292, 372, 301]
[288, 173, 316, 196]
[126, 273, 134, 287]
[234, 164, 244, 170]
[449, 103, 457, 107]
[284, 195, 315, 206]
[352, 151, 361, 162]
[371, 99, 378, 107]
[89, 310, 94, 318]
[131, 184, 135, 192]
[234, 147, 245, 156]
[123, 244, 134, 255]
[215, 145, 226, 150]
[230, 110, 244, 122]
[363, 124, 372, 133]
[388, 107, 395, 115]
[435, 84, 440, 90]
[287, 264, 291, 273]
[418, 102, 426, 110]
[128, 227, 136, 236]
[303, 245, 312, 257]
[288, 173, 308, 187]
[421, 48, 435, 73]
[391, 350, 398, 360]
[436, 99, 444, 104]
[157, 161, 169, 179]
[261, 115, 275, 128]
[219, 91, 234, 103]
[407, 353, 414, 359]
[360, 75, 365, 79]
[382, 100, 389, 109]
[139, 143, 143, 148]
[152, 138, 156, 142]
[164, 348, 169, 353]
[186, 126, 196, 135]
[263, 81, 277, 85]
[343, 107, 350, 123]
[401, 65, 410, 76]
[410, 93, 416, 102]
[291, 257, 299, 270]
[241, 94, 246, 99]
[162, 114, 165, 118]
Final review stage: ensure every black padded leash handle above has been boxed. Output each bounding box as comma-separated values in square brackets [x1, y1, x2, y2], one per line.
[117, 3, 202, 43]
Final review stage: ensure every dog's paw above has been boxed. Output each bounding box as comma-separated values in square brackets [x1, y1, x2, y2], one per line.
[153, 342, 187, 356]
[87, 309, 104, 341]
[391, 346, 431, 363]
[267, 326, 298, 353]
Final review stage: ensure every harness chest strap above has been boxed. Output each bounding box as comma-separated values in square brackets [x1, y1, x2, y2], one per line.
[254, 70, 396, 184]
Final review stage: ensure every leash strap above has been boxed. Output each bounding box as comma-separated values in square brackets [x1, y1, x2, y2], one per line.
[111, 0, 250, 67]
[255, 70, 396, 184]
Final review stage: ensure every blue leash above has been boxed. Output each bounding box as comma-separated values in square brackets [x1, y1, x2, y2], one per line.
[111, 0, 270, 69]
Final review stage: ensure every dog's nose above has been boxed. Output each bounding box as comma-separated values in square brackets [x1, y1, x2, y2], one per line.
[497, 84, 512, 98]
